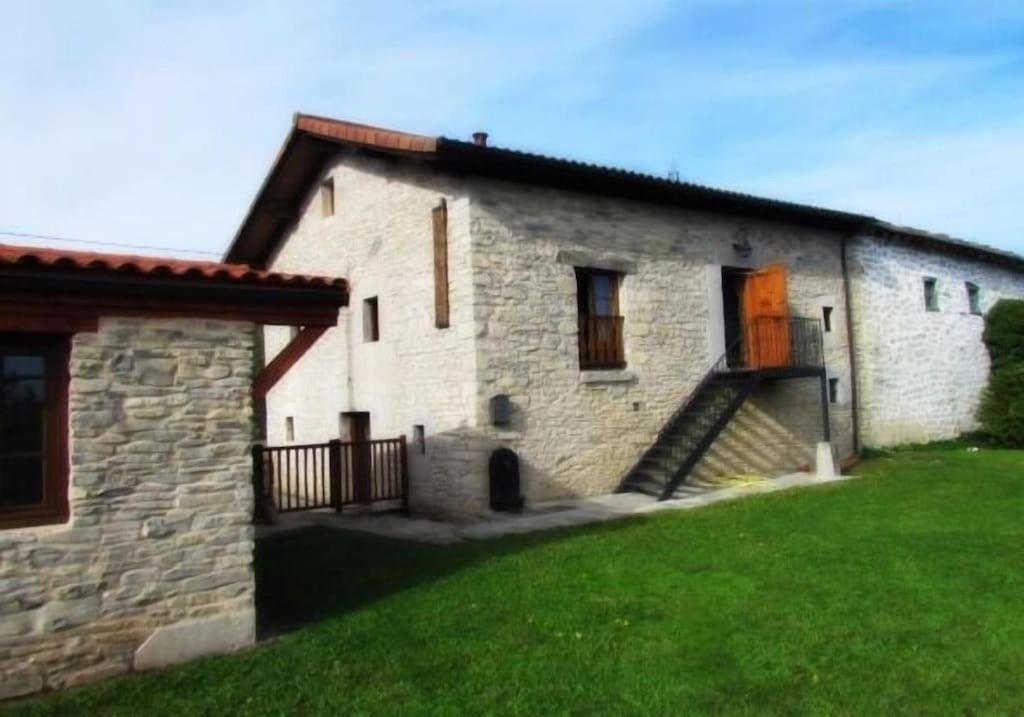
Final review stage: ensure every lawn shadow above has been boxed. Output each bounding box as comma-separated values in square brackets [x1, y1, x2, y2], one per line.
[254, 518, 640, 640]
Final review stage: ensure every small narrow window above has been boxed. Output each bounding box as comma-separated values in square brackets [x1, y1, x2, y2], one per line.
[828, 378, 839, 404]
[966, 282, 981, 315]
[822, 306, 833, 333]
[432, 199, 450, 329]
[363, 297, 379, 342]
[923, 278, 939, 312]
[413, 425, 426, 454]
[285, 416, 295, 442]
[320, 177, 335, 218]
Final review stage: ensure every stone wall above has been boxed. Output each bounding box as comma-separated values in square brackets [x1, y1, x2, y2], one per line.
[0, 317, 256, 699]
[848, 234, 1024, 446]
[262, 151, 483, 515]
[469, 179, 856, 504]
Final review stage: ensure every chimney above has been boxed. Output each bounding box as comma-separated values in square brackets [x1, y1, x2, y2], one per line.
[472, 131, 488, 147]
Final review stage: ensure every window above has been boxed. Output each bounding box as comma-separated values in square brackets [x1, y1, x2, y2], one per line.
[576, 268, 624, 369]
[320, 177, 335, 218]
[413, 425, 426, 454]
[0, 335, 69, 529]
[828, 378, 839, 404]
[285, 416, 294, 442]
[966, 282, 981, 315]
[363, 297, 379, 342]
[432, 199, 450, 329]
[822, 306, 833, 333]
[923, 278, 939, 311]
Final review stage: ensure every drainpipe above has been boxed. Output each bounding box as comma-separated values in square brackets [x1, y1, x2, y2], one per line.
[840, 232, 862, 456]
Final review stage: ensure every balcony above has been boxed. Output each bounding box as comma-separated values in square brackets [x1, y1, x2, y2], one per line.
[578, 315, 625, 369]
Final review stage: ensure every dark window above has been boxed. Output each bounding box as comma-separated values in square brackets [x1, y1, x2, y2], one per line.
[320, 177, 335, 218]
[413, 425, 426, 454]
[822, 306, 833, 332]
[433, 199, 450, 329]
[923, 278, 939, 311]
[966, 283, 981, 315]
[576, 268, 624, 369]
[828, 378, 839, 404]
[285, 416, 294, 442]
[0, 335, 69, 529]
[363, 297, 380, 342]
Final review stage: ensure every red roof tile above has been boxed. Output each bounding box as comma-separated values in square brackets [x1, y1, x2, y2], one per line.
[294, 114, 437, 153]
[0, 242, 347, 291]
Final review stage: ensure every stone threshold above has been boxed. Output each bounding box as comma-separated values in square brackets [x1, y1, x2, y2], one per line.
[256, 472, 857, 545]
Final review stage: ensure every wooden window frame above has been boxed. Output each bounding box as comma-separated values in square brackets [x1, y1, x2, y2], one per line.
[575, 268, 625, 370]
[0, 334, 70, 529]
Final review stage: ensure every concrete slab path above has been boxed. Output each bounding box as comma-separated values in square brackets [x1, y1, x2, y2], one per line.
[256, 471, 855, 545]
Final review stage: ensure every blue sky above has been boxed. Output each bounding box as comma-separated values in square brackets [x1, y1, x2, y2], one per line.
[3, 0, 1024, 258]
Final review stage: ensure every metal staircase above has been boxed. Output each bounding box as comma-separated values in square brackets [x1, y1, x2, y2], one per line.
[619, 316, 826, 501]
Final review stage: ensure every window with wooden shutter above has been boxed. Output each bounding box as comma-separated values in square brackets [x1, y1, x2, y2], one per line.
[432, 199, 449, 329]
[575, 268, 625, 369]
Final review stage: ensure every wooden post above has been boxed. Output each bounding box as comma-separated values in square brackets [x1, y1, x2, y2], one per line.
[399, 435, 410, 515]
[328, 439, 343, 513]
[251, 444, 268, 525]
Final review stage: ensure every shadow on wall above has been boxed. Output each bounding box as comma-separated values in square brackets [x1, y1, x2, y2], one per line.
[254, 518, 638, 639]
[410, 422, 620, 520]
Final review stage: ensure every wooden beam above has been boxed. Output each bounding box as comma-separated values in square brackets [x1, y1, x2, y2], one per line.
[252, 325, 329, 399]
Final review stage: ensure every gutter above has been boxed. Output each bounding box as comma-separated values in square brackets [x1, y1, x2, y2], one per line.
[840, 232, 862, 456]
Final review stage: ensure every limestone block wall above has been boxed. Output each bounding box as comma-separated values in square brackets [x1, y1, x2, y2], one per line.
[0, 318, 256, 699]
[848, 235, 1024, 446]
[468, 179, 856, 504]
[262, 151, 482, 515]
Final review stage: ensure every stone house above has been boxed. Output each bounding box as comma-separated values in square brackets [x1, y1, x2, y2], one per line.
[226, 114, 1024, 517]
[0, 244, 347, 698]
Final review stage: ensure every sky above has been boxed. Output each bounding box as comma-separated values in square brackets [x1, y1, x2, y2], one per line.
[2, 0, 1024, 259]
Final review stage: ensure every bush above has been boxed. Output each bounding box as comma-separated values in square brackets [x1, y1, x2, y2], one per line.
[982, 299, 1024, 369]
[978, 363, 1024, 447]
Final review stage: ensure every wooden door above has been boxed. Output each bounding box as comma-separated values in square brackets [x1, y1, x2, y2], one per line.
[742, 263, 791, 368]
[343, 412, 372, 504]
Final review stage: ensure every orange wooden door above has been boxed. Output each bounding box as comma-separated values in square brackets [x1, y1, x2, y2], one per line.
[742, 263, 791, 368]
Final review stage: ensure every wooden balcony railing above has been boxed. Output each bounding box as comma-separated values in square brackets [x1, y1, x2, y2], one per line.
[579, 315, 625, 369]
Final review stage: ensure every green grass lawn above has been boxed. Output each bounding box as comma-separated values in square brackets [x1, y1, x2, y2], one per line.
[9, 447, 1024, 715]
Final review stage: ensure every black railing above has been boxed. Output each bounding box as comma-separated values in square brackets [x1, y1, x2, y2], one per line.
[252, 437, 408, 521]
[733, 316, 824, 371]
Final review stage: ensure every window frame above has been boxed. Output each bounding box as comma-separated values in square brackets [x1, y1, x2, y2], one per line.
[966, 282, 982, 315]
[363, 297, 380, 343]
[575, 267, 625, 370]
[0, 334, 70, 530]
[923, 277, 939, 312]
[320, 177, 335, 218]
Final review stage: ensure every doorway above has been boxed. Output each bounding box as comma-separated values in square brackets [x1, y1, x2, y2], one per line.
[721, 267, 748, 367]
[341, 412, 372, 504]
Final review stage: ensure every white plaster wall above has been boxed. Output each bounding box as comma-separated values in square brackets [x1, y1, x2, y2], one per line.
[468, 179, 856, 503]
[262, 151, 481, 514]
[848, 234, 1024, 446]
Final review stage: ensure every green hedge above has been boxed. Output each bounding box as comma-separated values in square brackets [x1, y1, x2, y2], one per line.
[978, 363, 1024, 447]
[982, 299, 1024, 370]
[979, 298, 1024, 446]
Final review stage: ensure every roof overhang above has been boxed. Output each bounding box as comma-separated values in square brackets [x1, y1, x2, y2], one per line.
[0, 244, 349, 331]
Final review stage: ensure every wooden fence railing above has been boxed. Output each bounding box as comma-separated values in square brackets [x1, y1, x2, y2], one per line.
[252, 437, 408, 521]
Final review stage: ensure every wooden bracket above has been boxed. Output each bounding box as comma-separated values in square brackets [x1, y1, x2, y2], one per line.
[252, 325, 329, 399]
